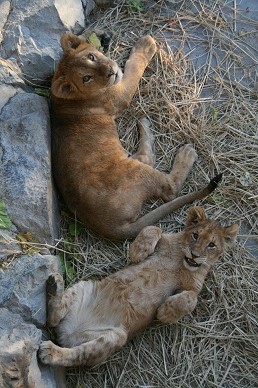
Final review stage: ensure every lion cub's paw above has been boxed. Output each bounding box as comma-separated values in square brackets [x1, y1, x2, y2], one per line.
[38, 341, 63, 366]
[129, 226, 162, 263]
[46, 273, 64, 298]
[132, 35, 157, 62]
[157, 291, 197, 324]
[157, 302, 179, 324]
[138, 117, 154, 142]
[175, 144, 198, 168]
[157, 294, 184, 324]
[138, 116, 151, 131]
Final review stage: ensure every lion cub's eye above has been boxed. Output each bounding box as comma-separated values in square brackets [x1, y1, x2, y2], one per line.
[192, 233, 198, 241]
[208, 242, 216, 248]
[88, 53, 95, 61]
[83, 75, 92, 83]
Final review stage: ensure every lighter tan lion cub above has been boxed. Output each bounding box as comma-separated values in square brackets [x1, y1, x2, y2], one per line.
[51, 32, 221, 240]
[39, 207, 238, 367]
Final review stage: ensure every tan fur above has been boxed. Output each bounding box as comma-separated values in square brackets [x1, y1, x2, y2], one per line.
[38, 207, 239, 367]
[51, 32, 220, 240]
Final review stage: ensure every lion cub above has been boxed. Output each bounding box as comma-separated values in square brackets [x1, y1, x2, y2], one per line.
[51, 32, 221, 240]
[39, 207, 238, 367]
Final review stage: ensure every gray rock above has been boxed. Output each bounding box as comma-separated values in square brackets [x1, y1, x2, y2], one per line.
[55, 0, 85, 29]
[82, 0, 96, 16]
[0, 91, 59, 244]
[1, 0, 95, 82]
[0, 59, 25, 111]
[0, 253, 61, 327]
[0, 308, 58, 388]
[0, 84, 19, 112]
[0, 58, 25, 89]
[0, 1, 10, 44]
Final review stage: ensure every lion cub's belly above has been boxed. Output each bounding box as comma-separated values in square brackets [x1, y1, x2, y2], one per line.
[56, 281, 103, 348]
[57, 267, 175, 348]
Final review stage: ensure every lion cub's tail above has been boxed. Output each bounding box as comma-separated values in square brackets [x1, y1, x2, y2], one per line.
[120, 173, 222, 239]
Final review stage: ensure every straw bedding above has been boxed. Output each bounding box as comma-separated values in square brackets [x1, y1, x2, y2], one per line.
[57, 1, 258, 386]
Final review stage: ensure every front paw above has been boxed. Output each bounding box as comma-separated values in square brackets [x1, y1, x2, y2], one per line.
[131, 35, 157, 62]
[157, 303, 180, 324]
[129, 226, 162, 263]
[157, 291, 197, 324]
[38, 341, 63, 366]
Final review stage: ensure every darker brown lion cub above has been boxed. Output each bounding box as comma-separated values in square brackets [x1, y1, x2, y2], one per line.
[51, 32, 221, 240]
[39, 206, 238, 367]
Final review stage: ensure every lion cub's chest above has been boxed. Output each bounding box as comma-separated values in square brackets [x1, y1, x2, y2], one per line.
[104, 259, 180, 310]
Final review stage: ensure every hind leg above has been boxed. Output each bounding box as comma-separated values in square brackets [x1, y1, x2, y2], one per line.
[39, 326, 127, 367]
[131, 117, 155, 166]
[168, 144, 198, 197]
[46, 273, 73, 327]
[148, 145, 198, 203]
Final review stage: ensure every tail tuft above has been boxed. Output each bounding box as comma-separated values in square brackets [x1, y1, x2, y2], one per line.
[208, 173, 223, 192]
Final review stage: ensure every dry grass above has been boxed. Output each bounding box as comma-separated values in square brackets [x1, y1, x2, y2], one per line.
[57, 1, 258, 386]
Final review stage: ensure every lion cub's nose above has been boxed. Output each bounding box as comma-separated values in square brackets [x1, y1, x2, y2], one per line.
[108, 67, 115, 77]
[192, 252, 200, 259]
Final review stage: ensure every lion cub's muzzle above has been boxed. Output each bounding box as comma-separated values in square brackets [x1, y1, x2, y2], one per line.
[184, 256, 202, 268]
[108, 67, 115, 77]
[184, 252, 207, 270]
[109, 65, 123, 85]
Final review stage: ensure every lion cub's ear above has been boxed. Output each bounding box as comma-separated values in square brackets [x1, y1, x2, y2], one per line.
[52, 76, 75, 99]
[185, 206, 207, 227]
[223, 224, 239, 248]
[60, 33, 83, 53]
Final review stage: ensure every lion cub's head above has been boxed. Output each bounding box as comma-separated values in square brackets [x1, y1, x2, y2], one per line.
[181, 207, 239, 271]
[52, 33, 123, 100]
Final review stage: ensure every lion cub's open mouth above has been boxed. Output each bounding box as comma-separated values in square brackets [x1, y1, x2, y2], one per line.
[184, 256, 202, 268]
